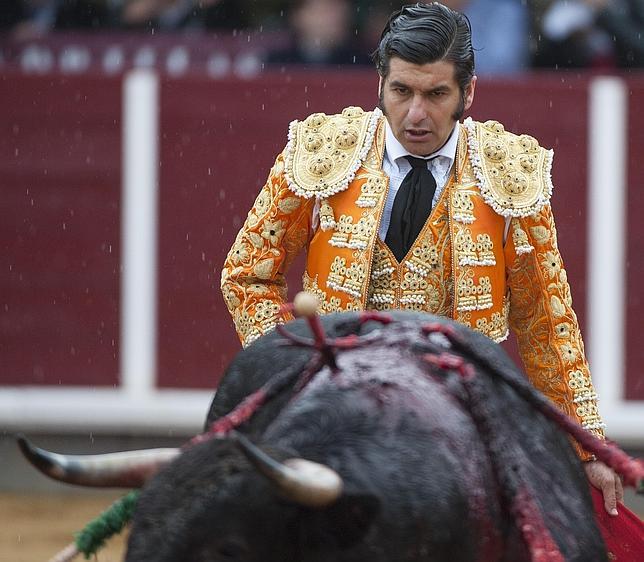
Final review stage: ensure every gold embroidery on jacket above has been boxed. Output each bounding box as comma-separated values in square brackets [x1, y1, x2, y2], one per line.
[368, 244, 397, 307]
[455, 228, 478, 266]
[329, 215, 353, 248]
[328, 214, 377, 250]
[285, 107, 382, 200]
[449, 139, 508, 339]
[355, 176, 387, 208]
[455, 229, 496, 266]
[456, 270, 493, 312]
[456, 299, 510, 342]
[452, 190, 475, 224]
[319, 199, 336, 231]
[302, 272, 343, 313]
[366, 195, 453, 315]
[567, 369, 603, 431]
[463, 118, 553, 217]
[512, 221, 534, 255]
[326, 255, 368, 299]
[221, 153, 313, 347]
[477, 234, 496, 264]
[315, 120, 388, 309]
[327, 256, 349, 295]
[507, 204, 605, 445]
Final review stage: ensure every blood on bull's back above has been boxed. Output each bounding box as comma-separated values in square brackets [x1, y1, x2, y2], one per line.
[125, 312, 606, 561]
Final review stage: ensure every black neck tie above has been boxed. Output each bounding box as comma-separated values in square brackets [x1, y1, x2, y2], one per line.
[385, 156, 437, 262]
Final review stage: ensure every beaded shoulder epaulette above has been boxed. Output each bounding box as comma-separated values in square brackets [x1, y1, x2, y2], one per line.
[463, 118, 553, 217]
[284, 106, 382, 199]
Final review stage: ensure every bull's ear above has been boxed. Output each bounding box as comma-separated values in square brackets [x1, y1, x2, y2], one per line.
[322, 493, 381, 547]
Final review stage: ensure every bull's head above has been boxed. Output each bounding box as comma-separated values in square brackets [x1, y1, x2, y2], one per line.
[19, 434, 379, 562]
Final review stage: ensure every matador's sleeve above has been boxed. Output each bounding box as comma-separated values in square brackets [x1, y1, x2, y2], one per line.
[504, 204, 606, 460]
[220, 151, 314, 347]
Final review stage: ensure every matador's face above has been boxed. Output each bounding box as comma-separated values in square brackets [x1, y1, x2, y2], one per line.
[379, 57, 476, 156]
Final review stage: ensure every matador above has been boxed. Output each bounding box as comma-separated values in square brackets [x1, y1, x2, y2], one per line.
[221, 2, 620, 512]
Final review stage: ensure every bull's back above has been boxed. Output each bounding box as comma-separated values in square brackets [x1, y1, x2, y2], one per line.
[206, 311, 606, 561]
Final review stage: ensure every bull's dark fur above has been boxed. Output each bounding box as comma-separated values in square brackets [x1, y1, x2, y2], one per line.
[126, 312, 607, 561]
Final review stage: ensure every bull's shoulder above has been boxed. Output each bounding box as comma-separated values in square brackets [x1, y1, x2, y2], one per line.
[284, 106, 382, 200]
[463, 118, 553, 217]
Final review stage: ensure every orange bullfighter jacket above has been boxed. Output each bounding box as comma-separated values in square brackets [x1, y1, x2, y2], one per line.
[221, 107, 605, 457]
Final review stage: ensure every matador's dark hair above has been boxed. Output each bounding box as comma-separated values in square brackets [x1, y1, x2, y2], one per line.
[372, 2, 475, 94]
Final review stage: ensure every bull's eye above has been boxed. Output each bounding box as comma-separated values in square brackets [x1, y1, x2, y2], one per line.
[217, 538, 249, 559]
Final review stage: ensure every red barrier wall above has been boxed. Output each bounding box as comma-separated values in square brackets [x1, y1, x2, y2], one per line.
[0, 74, 122, 386]
[626, 78, 644, 401]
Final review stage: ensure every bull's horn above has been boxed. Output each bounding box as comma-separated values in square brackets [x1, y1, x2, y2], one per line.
[234, 432, 343, 507]
[17, 435, 179, 488]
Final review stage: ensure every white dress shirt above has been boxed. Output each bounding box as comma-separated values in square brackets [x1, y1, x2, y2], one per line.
[378, 121, 460, 240]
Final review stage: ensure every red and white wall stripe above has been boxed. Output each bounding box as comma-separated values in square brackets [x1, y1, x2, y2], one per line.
[1, 68, 642, 443]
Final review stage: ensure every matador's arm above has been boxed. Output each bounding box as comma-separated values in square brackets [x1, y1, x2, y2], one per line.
[220, 152, 314, 347]
[505, 203, 605, 460]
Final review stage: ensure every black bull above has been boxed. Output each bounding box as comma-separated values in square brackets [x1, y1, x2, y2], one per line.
[22, 311, 622, 561]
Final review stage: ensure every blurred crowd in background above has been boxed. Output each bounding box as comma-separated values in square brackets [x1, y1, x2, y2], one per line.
[0, 0, 642, 73]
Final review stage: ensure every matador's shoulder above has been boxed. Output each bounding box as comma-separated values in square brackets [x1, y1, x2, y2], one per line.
[284, 106, 382, 199]
[463, 118, 554, 218]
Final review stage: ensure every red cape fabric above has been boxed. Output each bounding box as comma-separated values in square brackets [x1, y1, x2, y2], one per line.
[591, 487, 644, 560]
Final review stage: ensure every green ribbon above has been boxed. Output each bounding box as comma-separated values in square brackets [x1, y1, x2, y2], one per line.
[74, 490, 140, 558]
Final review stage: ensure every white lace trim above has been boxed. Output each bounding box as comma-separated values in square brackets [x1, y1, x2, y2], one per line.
[405, 261, 430, 277]
[515, 244, 535, 255]
[492, 328, 509, 343]
[371, 267, 395, 278]
[400, 294, 426, 305]
[328, 239, 368, 250]
[453, 214, 476, 224]
[457, 302, 493, 312]
[327, 280, 361, 298]
[369, 293, 395, 304]
[320, 217, 336, 231]
[583, 421, 607, 430]
[458, 257, 496, 267]
[573, 392, 598, 404]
